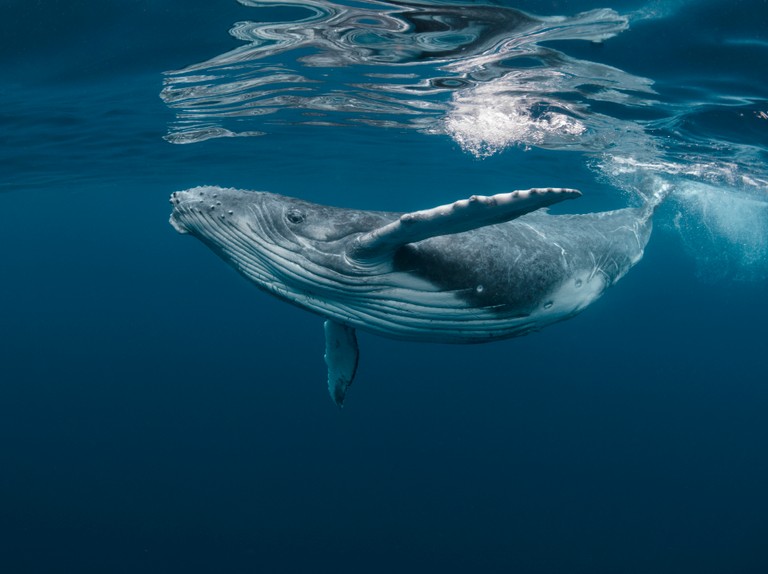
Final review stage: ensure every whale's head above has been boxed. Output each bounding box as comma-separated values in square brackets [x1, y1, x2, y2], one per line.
[170, 186, 393, 304]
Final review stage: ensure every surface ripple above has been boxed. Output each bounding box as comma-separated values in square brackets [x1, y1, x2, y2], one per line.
[161, 0, 637, 152]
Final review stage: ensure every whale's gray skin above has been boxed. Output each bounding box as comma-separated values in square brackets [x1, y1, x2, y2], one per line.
[170, 185, 654, 405]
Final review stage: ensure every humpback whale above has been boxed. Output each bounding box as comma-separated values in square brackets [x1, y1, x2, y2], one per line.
[170, 186, 654, 405]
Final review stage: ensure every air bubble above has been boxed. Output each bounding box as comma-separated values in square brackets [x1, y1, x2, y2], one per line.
[575, 279, 582, 288]
[543, 301, 553, 309]
[476, 284, 484, 293]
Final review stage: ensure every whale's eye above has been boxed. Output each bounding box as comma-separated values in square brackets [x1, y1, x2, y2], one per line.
[285, 209, 305, 224]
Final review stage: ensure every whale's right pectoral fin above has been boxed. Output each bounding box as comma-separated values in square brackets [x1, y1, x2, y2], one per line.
[350, 187, 581, 261]
[324, 320, 359, 407]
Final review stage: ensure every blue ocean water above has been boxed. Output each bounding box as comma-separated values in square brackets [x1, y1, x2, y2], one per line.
[1, 0, 767, 572]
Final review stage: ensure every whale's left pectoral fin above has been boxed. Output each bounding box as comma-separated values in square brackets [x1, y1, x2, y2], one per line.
[350, 187, 581, 260]
[324, 320, 359, 407]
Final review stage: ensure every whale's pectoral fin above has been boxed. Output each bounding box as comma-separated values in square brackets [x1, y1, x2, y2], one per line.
[324, 320, 359, 407]
[350, 187, 581, 260]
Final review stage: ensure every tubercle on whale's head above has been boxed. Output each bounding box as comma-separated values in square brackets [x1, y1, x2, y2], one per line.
[169, 186, 264, 237]
[168, 186, 377, 292]
[169, 186, 317, 292]
[170, 185, 393, 256]
[170, 186, 284, 244]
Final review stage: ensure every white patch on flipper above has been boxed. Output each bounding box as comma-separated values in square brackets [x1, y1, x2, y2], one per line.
[324, 320, 359, 407]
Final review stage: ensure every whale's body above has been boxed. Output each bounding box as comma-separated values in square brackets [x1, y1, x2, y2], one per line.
[170, 185, 653, 405]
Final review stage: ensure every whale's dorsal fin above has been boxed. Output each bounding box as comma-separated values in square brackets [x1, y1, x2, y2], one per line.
[349, 187, 581, 261]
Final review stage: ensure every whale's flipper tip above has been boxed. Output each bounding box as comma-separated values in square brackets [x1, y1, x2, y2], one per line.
[324, 320, 359, 407]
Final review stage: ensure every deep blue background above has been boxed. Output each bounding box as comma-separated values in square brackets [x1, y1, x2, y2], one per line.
[1, 1, 767, 573]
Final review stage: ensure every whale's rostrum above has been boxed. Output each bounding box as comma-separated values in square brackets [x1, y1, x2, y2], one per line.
[170, 185, 653, 406]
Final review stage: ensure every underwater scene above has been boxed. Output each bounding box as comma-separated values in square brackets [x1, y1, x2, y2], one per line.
[2, 0, 767, 572]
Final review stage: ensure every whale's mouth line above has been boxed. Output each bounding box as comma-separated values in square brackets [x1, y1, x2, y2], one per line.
[169, 212, 189, 234]
[169, 193, 196, 234]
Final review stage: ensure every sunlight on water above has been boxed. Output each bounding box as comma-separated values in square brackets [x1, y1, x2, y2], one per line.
[161, 0, 768, 281]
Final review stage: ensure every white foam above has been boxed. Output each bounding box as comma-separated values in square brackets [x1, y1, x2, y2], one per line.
[672, 182, 768, 281]
[595, 154, 768, 281]
[603, 155, 750, 183]
[444, 90, 586, 158]
[628, 0, 693, 22]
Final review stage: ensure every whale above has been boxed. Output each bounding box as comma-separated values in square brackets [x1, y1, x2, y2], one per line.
[170, 185, 654, 406]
